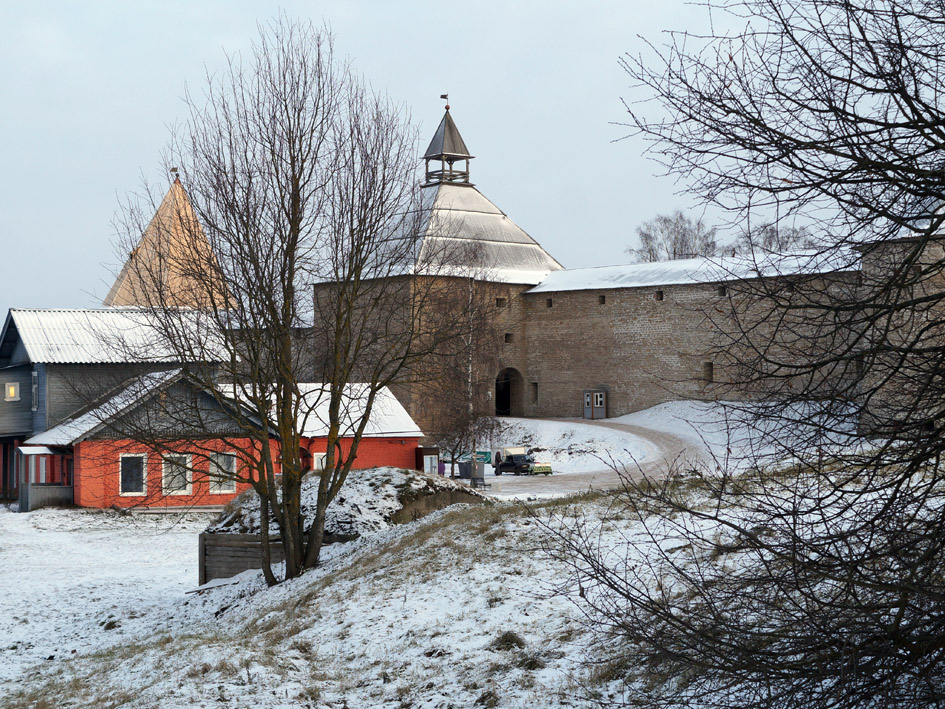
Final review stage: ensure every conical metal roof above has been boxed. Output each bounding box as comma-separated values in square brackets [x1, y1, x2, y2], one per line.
[415, 183, 564, 285]
[423, 110, 473, 160]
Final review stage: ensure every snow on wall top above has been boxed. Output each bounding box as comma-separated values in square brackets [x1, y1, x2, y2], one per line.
[528, 251, 859, 293]
[206, 466, 487, 537]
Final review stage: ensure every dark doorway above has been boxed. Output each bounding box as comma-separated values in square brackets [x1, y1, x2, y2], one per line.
[495, 368, 524, 416]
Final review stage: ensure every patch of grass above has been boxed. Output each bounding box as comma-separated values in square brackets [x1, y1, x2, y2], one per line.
[289, 637, 313, 655]
[490, 630, 526, 652]
[475, 688, 501, 707]
[185, 662, 213, 678]
[586, 655, 636, 686]
[516, 652, 547, 671]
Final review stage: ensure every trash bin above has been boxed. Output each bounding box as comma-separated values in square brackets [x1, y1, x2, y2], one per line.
[458, 462, 472, 479]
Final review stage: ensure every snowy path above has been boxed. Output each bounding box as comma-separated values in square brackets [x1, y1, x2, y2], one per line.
[489, 417, 701, 499]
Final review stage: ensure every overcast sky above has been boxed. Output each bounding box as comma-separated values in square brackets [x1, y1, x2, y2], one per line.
[1, 1, 720, 309]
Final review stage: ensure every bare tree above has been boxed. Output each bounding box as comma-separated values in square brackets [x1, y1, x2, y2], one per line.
[735, 221, 815, 254]
[108, 17, 472, 583]
[628, 209, 719, 262]
[547, 1, 945, 706]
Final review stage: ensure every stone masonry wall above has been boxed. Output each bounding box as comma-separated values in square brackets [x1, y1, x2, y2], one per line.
[500, 282, 729, 418]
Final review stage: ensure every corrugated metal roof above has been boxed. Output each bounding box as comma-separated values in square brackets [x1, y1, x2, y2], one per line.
[423, 110, 472, 159]
[2, 308, 216, 364]
[414, 183, 564, 284]
[528, 251, 859, 293]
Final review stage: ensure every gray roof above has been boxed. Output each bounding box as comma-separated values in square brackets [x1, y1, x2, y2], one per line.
[0, 308, 225, 364]
[528, 251, 859, 293]
[415, 183, 564, 285]
[423, 111, 472, 159]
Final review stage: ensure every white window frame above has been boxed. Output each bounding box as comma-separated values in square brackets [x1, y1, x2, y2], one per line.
[314, 454, 328, 472]
[4, 382, 19, 402]
[119, 454, 147, 497]
[593, 392, 605, 409]
[162, 454, 191, 496]
[208, 452, 237, 494]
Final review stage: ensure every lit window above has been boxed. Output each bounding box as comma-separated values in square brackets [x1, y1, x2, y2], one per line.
[4, 382, 19, 402]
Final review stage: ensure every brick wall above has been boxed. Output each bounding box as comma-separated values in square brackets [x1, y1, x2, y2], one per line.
[501, 282, 726, 418]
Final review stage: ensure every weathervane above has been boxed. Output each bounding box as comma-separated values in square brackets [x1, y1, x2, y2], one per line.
[440, 93, 449, 111]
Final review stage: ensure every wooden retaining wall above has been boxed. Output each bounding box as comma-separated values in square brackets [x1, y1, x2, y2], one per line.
[199, 488, 485, 585]
[198, 533, 286, 586]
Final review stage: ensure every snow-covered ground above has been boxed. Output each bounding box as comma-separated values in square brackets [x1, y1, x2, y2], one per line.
[0, 506, 216, 689]
[615, 400, 742, 462]
[0, 501, 615, 708]
[0, 400, 793, 707]
[488, 417, 661, 473]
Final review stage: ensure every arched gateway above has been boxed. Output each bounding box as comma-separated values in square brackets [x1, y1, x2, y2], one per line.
[495, 368, 525, 417]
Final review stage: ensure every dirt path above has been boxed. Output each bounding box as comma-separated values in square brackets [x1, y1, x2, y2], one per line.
[487, 418, 703, 499]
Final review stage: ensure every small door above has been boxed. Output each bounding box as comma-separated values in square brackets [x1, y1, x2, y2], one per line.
[584, 390, 607, 419]
[593, 392, 607, 419]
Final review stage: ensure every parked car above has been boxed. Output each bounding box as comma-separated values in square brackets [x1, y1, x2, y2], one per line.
[494, 453, 533, 476]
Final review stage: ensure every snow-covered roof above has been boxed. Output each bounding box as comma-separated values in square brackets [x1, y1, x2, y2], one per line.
[295, 383, 422, 438]
[26, 370, 182, 446]
[414, 183, 564, 285]
[28, 376, 422, 447]
[230, 382, 422, 438]
[528, 251, 859, 293]
[0, 308, 225, 364]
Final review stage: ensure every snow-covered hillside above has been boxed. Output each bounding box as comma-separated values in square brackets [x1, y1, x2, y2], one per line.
[1, 499, 624, 708]
[207, 466, 487, 537]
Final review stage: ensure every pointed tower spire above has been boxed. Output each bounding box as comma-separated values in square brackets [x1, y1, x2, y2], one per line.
[423, 102, 474, 186]
[104, 177, 230, 309]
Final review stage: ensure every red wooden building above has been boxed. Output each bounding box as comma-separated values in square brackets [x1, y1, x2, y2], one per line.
[21, 374, 422, 510]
